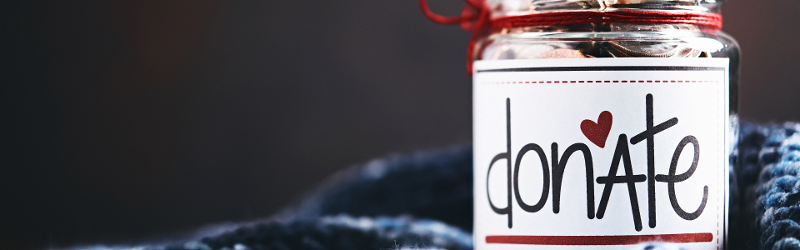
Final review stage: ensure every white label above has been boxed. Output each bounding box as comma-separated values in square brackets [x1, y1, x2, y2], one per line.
[473, 58, 729, 250]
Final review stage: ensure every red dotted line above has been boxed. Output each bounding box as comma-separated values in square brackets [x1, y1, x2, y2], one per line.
[716, 78, 722, 250]
[483, 80, 720, 85]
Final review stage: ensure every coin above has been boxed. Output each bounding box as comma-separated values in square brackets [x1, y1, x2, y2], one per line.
[604, 41, 706, 58]
[539, 48, 588, 58]
[512, 44, 558, 59]
[606, 41, 680, 57]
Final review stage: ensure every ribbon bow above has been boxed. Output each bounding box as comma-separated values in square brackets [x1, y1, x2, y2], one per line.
[419, 0, 491, 73]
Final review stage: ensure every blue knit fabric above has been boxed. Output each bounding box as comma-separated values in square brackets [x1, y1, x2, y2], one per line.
[68, 145, 475, 250]
[68, 122, 800, 250]
[747, 122, 800, 250]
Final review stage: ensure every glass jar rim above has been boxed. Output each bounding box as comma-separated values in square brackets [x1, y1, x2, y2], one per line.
[488, 0, 723, 16]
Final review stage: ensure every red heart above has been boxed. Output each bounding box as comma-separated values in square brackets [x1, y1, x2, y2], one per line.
[581, 111, 613, 148]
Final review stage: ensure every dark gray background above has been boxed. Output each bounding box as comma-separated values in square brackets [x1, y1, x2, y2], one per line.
[2, 0, 798, 249]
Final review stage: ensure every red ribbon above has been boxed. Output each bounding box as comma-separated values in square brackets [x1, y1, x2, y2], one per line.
[419, 0, 723, 73]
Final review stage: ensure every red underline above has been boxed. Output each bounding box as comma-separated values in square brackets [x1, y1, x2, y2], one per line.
[486, 233, 714, 245]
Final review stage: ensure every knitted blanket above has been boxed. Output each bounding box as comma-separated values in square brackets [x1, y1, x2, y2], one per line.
[70, 122, 800, 250]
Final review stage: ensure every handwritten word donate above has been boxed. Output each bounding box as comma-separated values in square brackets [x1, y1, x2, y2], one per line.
[486, 94, 707, 231]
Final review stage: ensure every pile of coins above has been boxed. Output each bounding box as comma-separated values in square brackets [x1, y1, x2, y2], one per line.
[496, 41, 710, 59]
[488, 23, 715, 59]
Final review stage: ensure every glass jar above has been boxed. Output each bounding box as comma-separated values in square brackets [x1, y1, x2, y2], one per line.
[469, 0, 738, 249]
[476, 0, 739, 114]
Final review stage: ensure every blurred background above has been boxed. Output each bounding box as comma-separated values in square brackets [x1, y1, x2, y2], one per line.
[2, 0, 798, 249]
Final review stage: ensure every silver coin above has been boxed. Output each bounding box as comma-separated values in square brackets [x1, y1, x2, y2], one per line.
[605, 41, 705, 58]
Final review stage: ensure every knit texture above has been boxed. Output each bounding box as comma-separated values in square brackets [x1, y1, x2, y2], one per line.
[67, 122, 800, 250]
